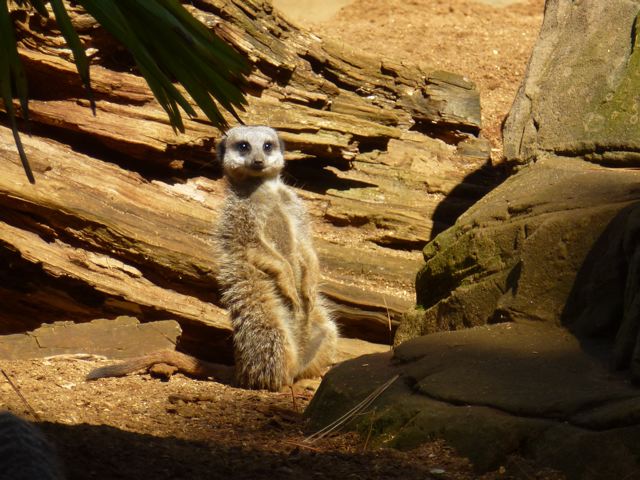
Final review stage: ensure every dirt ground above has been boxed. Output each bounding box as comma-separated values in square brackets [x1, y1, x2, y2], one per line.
[0, 1, 552, 479]
[2, 355, 563, 480]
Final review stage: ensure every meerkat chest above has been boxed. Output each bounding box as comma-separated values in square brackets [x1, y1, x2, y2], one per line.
[247, 182, 307, 259]
[262, 200, 298, 256]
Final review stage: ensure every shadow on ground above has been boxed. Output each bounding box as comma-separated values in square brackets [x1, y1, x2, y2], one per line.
[39, 421, 439, 480]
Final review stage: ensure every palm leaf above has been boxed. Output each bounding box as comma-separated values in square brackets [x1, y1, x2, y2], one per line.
[78, 0, 248, 129]
[78, 0, 196, 131]
[0, 0, 34, 183]
[1, 0, 249, 183]
[49, 0, 95, 114]
[143, 0, 248, 72]
[121, 2, 245, 122]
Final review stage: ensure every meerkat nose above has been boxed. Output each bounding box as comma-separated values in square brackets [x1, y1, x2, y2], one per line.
[251, 154, 266, 168]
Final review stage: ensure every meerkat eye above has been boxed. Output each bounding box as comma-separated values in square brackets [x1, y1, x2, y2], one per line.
[263, 141, 273, 153]
[235, 141, 251, 153]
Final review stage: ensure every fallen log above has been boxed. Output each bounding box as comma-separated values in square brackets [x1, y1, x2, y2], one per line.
[0, 0, 494, 357]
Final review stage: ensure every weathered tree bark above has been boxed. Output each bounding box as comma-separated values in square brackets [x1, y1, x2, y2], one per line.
[0, 0, 494, 360]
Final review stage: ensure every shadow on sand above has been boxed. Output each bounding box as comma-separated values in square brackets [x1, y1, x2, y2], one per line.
[37, 420, 439, 480]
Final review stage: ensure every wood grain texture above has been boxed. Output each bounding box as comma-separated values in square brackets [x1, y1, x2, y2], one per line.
[0, 0, 494, 358]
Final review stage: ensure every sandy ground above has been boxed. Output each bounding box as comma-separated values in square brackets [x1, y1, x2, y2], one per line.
[1, 2, 552, 479]
[306, 0, 545, 161]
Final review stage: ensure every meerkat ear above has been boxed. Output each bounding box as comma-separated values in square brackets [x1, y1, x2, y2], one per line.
[216, 135, 227, 162]
[278, 136, 285, 154]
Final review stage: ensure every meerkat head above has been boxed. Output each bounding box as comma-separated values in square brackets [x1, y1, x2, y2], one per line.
[217, 126, 286, 182]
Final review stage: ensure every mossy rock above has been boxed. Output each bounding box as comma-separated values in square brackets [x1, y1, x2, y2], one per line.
[399, 154, 640, 347]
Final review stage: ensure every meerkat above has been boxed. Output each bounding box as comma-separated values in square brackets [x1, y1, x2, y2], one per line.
[215, 125, 338, 390]
[0, 412, 65, 480]
[87, 126, 338, 391]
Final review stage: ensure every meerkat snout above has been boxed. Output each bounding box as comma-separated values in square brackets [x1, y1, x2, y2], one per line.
[250, 151, 265, 170]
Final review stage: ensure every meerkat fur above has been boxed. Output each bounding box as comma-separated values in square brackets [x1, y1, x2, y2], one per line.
[86, 126, 338, 391]
[215, 125, 338, 391]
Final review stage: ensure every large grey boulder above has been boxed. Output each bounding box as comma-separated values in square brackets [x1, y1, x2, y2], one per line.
[398, 0, 640, 378]
[504, 0, 640, 166]
[306, 0, 640, 477]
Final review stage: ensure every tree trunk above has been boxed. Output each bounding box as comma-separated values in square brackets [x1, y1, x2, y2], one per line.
[0, 0, 495, 360]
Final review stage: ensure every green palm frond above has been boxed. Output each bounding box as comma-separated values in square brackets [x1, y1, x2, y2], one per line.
[1, 0, 249, 184]
[0, 0, 34, 183]
[50, 0, 96, 114]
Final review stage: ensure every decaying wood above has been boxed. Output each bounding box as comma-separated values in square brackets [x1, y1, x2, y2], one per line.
[0, 0, 496, 358]
[0, 124, 413, 346]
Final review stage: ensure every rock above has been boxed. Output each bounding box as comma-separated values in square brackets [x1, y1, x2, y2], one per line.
[503, 0, 640, 166]
[564, 200, 640, 380]
[400, 0, 640, 379]
[307, 322, 640, 478]
[401, 0, 640, 374]
[308, 1, 640, 477]
[396, 154, 640, 344]
[0, 317, 181, 360]
[0, 316, 388, 369]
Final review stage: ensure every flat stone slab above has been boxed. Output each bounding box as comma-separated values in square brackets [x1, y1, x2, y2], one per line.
[306, 322, 640, 479]
[0, 317, 181, 360]
[0, 316, 389, 366]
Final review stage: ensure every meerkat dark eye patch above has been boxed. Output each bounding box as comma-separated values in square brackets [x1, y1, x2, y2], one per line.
[235, 141, 251, 153]
[263, 141, 273, 153]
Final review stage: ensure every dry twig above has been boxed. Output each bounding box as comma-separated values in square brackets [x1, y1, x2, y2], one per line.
[1, 368, 40, 421]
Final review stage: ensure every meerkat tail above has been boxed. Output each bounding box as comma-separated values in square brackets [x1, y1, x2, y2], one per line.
[86, 350, 235, 383]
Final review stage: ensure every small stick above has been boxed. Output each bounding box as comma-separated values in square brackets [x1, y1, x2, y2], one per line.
[282, 440, 324, 452]
[290, 385, 298, 412]
[382, 295, 393, 350]
[362, 415, 375, 452]
[43, 353, 107, 362]
[1, 368, 40, 422]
